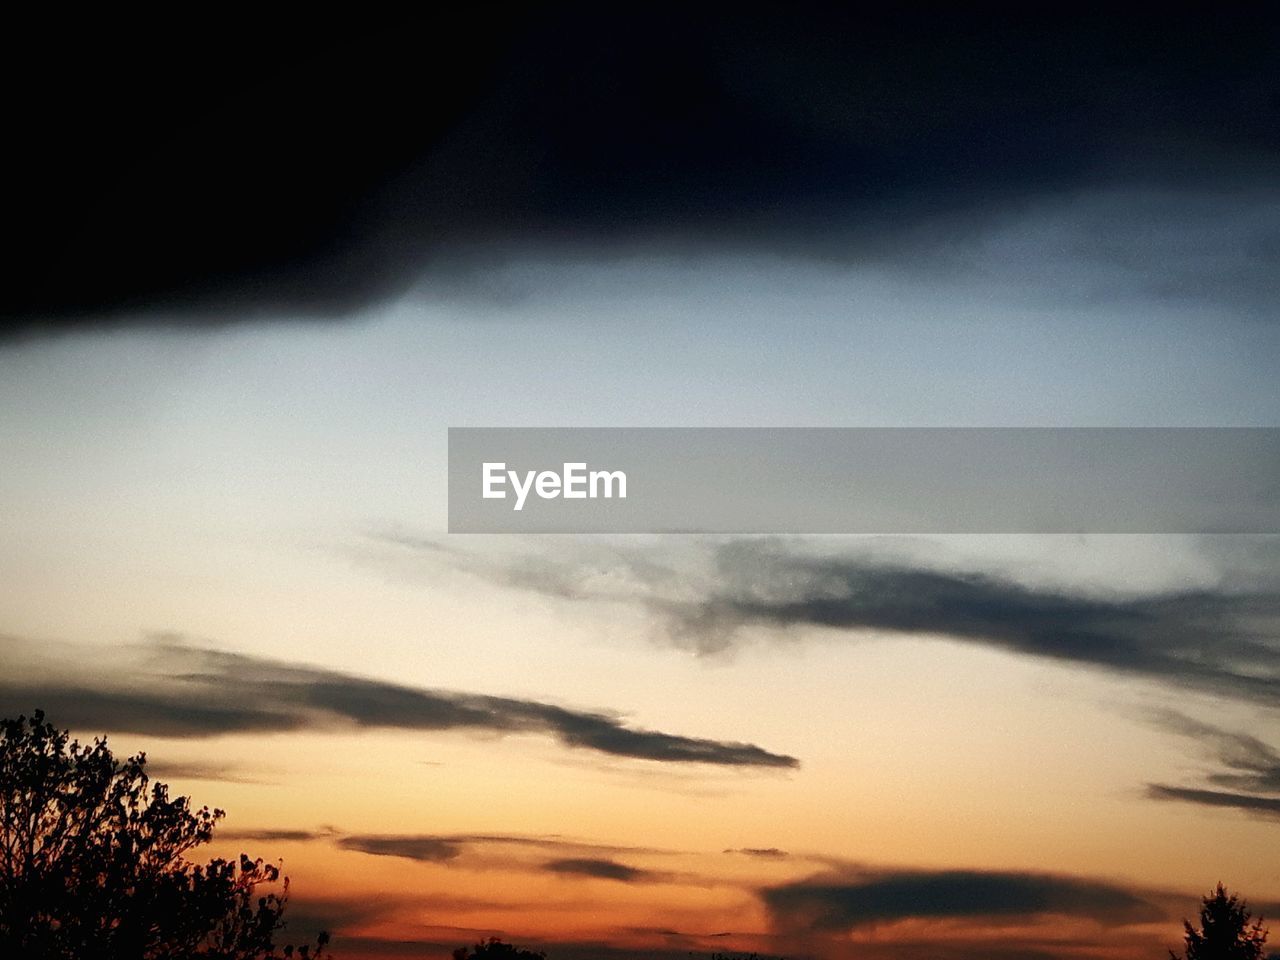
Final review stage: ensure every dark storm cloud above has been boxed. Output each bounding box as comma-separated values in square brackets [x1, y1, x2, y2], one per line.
[414, 537, 1280, 707]
[0, 635, 797, 769]
[5, 7, 1279, 334]
[761, 869, 1164, 931]
[543, 858, 654, 882]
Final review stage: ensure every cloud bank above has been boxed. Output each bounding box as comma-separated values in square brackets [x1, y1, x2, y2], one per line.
[762, 868, 1165, 932]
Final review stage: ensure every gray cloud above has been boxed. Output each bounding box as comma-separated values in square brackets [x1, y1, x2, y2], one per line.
[726, 847, 789, 859]
[544, 858, 654, 883]
[332, 832, 670, 866]
[1143, 710, 1280, 820]
[3, 685, 309, 739]
[322, 832, 689, 887]
[762, 869, 1165, 932]
[1148, 710, 1280, 793]
[422, 538, 1280, 707]
[687, 544, 1280, 702]
[0, 635, 797, 769]
[338, 835, 464, 864]
[1145, 785, 1280, 818]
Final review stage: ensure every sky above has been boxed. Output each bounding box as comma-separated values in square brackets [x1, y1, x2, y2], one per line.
[3, 9, 1280, 960]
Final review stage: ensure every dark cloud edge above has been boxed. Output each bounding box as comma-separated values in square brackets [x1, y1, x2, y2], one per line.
[5, 9, 1279, 334]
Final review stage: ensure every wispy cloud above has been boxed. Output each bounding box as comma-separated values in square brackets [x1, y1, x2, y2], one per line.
[1145, 785, 1280, 818]
[407, 537, 1280, 706]
[544, 858, 656, 883]
[338, 835, 464, 863]
[0, 634, 797, 769]
[1144, 710, 1280, 820]
[333, 832, 671, 866]
[278, 831, 681, 885]
[1148, 710, 1280, 792]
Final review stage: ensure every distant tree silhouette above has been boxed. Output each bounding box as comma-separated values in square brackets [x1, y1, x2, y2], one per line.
[0, 710, 328, 959]
[1171, 884, 1268, 960]
[453, 938, 546, 960]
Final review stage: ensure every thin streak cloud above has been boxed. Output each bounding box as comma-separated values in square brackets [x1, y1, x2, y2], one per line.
[544, 859, 655, 883]
[0, 635, 798, 770]
[1145, 785, 1280, 818]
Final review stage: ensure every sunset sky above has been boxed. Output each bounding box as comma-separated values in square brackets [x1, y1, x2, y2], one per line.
[3, 9, 1280, 960]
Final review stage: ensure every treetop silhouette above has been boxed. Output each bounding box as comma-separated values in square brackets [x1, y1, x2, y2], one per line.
[0, 709, 327, 959]
[453, 937, 547, 960]
[1172, 883, 1268, 960]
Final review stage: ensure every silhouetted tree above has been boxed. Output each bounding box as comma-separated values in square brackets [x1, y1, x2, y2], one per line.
[1171, 884, 1268, 960]
[453, 938, 546, 960]
[0, 710, 328, 959]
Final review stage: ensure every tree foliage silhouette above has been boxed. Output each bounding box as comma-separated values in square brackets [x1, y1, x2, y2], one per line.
[453, 938, 546, 960]
[0, 710, 327, 959]
[1171, 883, 1268, 960]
